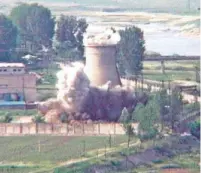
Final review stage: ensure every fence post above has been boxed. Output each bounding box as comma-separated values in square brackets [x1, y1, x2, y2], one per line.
[38, 140, 41, 152]
[82, 122, 85, 135]
[104, 144, 107, 158]
[5, 123, 7, 134]
[161, 80, 164, 88]
[20, 123, 23, 134]
[66, 123, 68, 135]
[51, 123, 54, 133]
[109, 134, 112, 148]
[36, 123, 38, 134]
[98, 123, 100, 135]
[73, 124, 75, 134]
[82, 140, 86, 157]
[114, 123, 116, 135]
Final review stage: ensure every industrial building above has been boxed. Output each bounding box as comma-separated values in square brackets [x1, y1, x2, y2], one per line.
[84, 44, 121, 87]
[0, 63, 37, 107]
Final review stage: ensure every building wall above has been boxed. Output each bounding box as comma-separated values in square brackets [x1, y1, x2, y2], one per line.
[85, 45, 121, 86]
[0, 67, 25, 75]
[0, 74, 36, 102]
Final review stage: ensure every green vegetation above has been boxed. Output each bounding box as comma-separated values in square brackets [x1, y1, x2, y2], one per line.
[0, 135, 128, 163]
[0, 14, 17, 62]
[189, 120, 200, 139]
[134, 95, 159, 141]
[143, 61, 200, 82]
[55, 15, 88, 61]
[53, 137, 200, 173]
[117, 26, 145, 76]
[0, 109, 38, 117]
[0, 113, 13, 123]
[32, 115, 45, 123]
[0, 165, 39, 173]
[10, 3, 55, 51]
[0, 135, 132, 172]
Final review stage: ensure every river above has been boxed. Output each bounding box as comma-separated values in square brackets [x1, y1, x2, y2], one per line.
[86, 18, 200, 56]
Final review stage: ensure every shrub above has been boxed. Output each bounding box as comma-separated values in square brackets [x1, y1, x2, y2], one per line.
[0, 113, 13, 123]
[160, 164, 181, 169]
[189, 120, 200, 139]
[110, 160, 121, 167]
[152, 159, 163, 164]
[138, 128, 158, 141]
[32, 115, 45, 123]
[60, 112, 68, 123]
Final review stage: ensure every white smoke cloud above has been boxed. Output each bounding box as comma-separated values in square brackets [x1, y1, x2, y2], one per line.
[84, 27, 121, 46]
[56, 62, 90, 112]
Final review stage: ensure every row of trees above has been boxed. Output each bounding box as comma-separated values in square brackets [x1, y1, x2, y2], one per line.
[0, 3, 145, 76]
[0, 3, 88, 62]
[120, 88, 183, 146]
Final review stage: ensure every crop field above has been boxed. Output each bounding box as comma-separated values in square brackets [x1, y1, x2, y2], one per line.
[0, 135, 129, 172]
[143, 60, 200, 82]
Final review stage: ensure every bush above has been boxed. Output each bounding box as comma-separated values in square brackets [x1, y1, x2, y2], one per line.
[60, 112, 68, 123]
[160, 164, 181, 169]
[138, 128, 158, 141]
[110, 160, 121, 167]
[152, 159, 163, 164]
[189, 120, 200, 139]
[32, 115, 45, 123]
[0, 113, 13, 123]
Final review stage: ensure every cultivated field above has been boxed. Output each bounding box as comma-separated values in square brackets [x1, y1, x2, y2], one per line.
[0, 135, 129, 172]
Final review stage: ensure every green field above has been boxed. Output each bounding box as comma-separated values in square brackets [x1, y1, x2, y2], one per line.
[143, 60, 200, 82]
[0, 135, 129, 172]
[0, 134, 199, 173]
[54, 139, 200, 173]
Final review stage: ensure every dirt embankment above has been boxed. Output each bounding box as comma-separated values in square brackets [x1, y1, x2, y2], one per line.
[85, 135, 200, 173]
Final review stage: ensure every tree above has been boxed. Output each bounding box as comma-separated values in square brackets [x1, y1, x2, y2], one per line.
[117, 26, 145, 76]
[10, 3, 55, 52]
[55, 15, 88, 60]
[169, 89, 183, 131]
[156, 89, 169, 132]
[133, 97, 159, 142]
[189, 120, 200, 139]
[0, 14, 17, 62]
[119, 107, 135, 148]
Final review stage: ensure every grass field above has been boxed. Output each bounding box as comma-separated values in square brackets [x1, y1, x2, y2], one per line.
[0, 109, 38, 117]
[0, 135, 129, 172]
[0, 133, 199, 173]
[54, 141, 200, 173]
[143, 60, 200, 82]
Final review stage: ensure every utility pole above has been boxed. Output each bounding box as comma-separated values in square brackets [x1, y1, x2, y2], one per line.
[187, 0, 191, 12]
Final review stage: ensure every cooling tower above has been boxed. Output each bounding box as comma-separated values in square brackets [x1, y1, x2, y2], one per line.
[84, 44, 121, 86]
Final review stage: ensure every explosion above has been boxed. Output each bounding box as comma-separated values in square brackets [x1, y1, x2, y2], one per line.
[56, 62, 90, 112]
[37, 62, 148, 123]
[84, 27, 121, 46]
[37, 29, 148, 123]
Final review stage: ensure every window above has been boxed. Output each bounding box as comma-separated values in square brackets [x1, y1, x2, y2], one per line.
[3, 69, 7, 72]
[13, 69, 17, 72]
[0, 69, 2, 72]
[18, 69, 21, 72]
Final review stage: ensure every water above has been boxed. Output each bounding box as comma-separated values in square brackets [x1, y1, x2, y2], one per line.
[87, 21, 200, 56]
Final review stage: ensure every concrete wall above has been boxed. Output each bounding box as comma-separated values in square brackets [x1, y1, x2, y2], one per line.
[85, 45, 121, 86]
[0, 74, 37, 102]
[0, 123, 128, 136]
